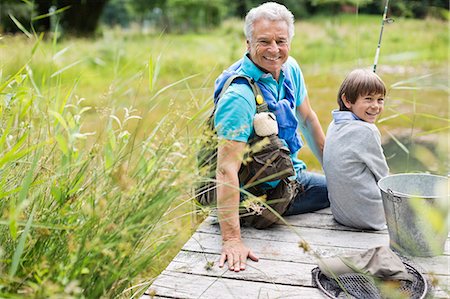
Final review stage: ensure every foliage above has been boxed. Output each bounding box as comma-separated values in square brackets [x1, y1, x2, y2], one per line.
[0, 31, 202, 297]
[0, 0, 108, 36]
[3, 0, 449, 36]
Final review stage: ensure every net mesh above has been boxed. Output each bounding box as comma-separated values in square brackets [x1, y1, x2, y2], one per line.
[312, 258, 430, 299]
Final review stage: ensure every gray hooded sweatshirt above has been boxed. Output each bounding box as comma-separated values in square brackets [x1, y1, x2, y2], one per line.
[323, 110, 389, 230]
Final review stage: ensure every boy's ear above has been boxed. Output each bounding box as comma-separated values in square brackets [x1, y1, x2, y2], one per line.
[342, 94, 352, 109]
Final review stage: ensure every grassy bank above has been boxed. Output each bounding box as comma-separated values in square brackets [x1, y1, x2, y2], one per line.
[0, 14, 448, 298]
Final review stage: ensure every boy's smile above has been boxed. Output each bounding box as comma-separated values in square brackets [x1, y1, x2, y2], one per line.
[344, 93, 385, 123]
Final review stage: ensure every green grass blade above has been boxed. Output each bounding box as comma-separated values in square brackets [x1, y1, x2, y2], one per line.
[0, 65, 27, 93]
[9, 205, 36, 277]
[49, 110, 70, 132]
[415, 113, 450, 123]
[149, 73, 199, 102]
[50, 59, 84, 78]
[414, 126, 450, 136]
[148, 54, 161, 93]
[0, 137, 46, 169]
[31, 5, 71, 21]
[17, 151, 40, 205]
[31, 32, 44, 56]
[148, 55, 154, 92]
[383, 129, 410, 154]
[9, 14, 32, 38]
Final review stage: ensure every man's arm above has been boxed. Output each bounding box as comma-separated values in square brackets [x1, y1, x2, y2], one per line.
[296, 95, 326, 165]
[216, 139, 258, 272]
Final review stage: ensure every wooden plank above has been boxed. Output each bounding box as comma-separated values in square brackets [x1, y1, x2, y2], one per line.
[435, 290, 450, 299]
[197, 222, 391, 250]
[182, 232, 450, 277]
[280, 212, 388, 234]
[168, 250, 450, 288]
[147, 270, 325, 299]
[184, 231, 375, 263]
[205, 213, 388, 234]
[146, 259, 450, 299]
[167, 251, 317, 287]
[199, 215, 450, 255]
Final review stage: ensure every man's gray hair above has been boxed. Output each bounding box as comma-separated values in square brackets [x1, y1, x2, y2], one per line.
[244, 2, 295, 43]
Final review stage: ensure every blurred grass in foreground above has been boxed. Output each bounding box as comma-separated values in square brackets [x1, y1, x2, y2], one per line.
[0, 14, 448, 297]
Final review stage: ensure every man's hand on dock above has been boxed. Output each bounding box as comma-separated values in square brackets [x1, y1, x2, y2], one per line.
[219, 239, 259, 272]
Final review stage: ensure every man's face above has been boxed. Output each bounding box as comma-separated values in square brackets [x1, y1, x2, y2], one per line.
[247, 18, 290, 81]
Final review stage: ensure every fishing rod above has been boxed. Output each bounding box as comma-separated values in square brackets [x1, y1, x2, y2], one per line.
[373, 0, 394, 73]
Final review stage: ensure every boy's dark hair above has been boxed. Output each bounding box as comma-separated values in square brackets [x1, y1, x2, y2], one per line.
[337, 69, 386, 111]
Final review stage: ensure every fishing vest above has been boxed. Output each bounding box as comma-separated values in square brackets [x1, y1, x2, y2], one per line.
[213, 57, 303, 154]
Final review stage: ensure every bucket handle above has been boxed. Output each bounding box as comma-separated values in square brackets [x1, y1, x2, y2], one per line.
[387, 188, 402, 203]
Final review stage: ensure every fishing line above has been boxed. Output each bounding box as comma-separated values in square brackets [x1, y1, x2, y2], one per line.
[373, 0, 394, 73]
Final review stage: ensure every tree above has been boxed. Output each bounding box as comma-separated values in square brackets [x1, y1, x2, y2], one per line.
[1, 0, 109, 36]
[58, 0, 109, 36]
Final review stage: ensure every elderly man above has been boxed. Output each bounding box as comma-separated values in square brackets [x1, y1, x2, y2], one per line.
[214, 2, 330, 272]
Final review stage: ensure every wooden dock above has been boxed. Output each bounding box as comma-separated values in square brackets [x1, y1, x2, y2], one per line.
[143, 208, 449, 298]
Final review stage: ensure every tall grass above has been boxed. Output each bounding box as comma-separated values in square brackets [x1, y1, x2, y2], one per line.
[0, 32, 205, 297]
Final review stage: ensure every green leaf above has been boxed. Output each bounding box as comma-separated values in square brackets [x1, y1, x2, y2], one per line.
[383, 129, 410, 154]
[9, 14, 32, 38]
[50, 59, 84, 78]
[49, 110, 70, 133]
[148, 54, 161, 93]
[56, 134, 69, 156]
[31, 5, 71, 21]
[17, 151, 40, 205]
[31, 32, 45, 56]
[0, 133, 28, 168]
[0, 65, 27, 93]
[51, 186, 63, 203]
[10, 206, 36, 277]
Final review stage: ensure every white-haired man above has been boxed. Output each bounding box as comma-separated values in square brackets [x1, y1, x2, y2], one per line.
[213, 2, 329, 272]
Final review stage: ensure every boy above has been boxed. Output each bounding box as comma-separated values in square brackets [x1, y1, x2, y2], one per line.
[323, 69, 389, 230]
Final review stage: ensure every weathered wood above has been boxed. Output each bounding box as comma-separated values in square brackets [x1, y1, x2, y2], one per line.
[167, 251, 317, 287]
[182, 232, 450, 277]
[146, 270, 325, 299]
[167, 250, 450, 289]
[200, 215, 450, 255]
[183, 231, 377, 262]
[197, 220, 391, 250]
[281, 212, 388, 234]
[145, 210, 450, 298]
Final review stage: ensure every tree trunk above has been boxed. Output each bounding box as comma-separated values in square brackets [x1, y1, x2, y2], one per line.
[58, 0, 109, 36]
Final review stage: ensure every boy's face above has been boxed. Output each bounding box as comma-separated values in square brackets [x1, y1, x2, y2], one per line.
[344, 93, 385, 123]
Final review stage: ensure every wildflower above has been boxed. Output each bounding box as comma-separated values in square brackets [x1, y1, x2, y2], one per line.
[298, 239, 311, 253]
[204, 261, 214, 271]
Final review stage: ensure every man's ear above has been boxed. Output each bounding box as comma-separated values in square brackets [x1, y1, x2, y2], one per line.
[342, 94, 352, 109]
[246, 40, 250, 51]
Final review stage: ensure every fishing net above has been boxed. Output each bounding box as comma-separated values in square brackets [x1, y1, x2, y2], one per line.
[311, 258, 430, 299]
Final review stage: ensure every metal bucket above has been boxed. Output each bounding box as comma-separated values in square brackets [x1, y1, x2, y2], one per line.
[378, 173, 449, 257]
